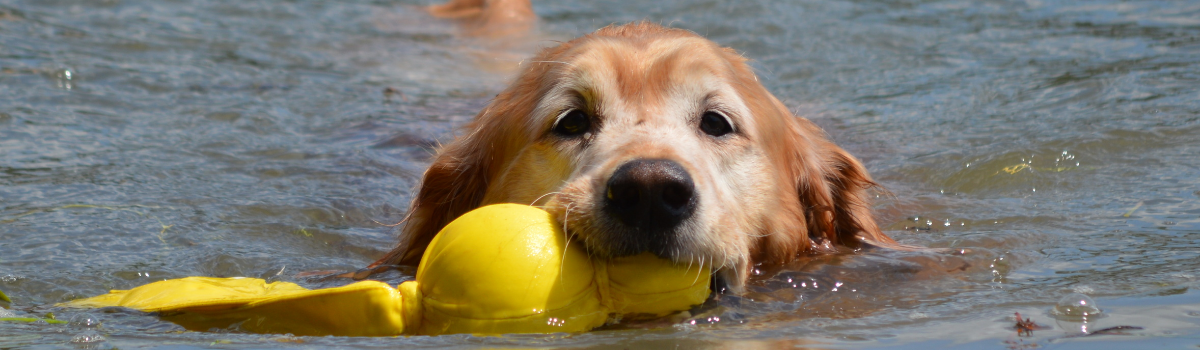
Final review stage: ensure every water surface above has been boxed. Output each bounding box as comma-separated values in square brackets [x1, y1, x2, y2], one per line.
[2, 0, 1199, 348]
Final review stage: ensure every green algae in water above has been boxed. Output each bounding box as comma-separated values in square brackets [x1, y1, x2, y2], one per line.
[0, 317, 69, 325]
[0, 289, 10, 303]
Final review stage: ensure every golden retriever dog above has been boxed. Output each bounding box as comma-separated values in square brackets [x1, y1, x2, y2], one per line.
[365, 22, 900, 293]
[425, 0, 535, 37]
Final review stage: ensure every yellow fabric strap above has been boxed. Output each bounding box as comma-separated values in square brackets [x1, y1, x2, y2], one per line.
[64, 277, 408, 337]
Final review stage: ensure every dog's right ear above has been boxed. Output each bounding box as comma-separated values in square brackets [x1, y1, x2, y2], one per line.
[368, 114, 516, 268]
[367, 131, 503, 270]
[381, 137, 497, 267]
[367, 63, 558, 271]
[361, 39, 583, 277]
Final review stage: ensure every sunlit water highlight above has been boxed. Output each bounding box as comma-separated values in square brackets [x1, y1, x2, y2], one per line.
[1, 0, 1198, 348]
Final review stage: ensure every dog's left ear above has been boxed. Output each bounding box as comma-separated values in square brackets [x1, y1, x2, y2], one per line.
[751, 91, 899, 262]
[817, 140, 896, 248]
[787, 116, 899, 251]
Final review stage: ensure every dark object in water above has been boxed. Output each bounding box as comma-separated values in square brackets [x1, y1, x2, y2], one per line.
[1013, 312, 1042, 337]
[1084, 325, 1145, 336]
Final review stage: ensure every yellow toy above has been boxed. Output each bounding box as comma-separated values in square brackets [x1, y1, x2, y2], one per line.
[63, 204, 710, 336]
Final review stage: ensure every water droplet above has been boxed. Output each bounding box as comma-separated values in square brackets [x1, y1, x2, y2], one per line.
[943, 219, 951, 227]
[990, 253, 1011, 281]
[69, 312, 101, 329]
[54, 68, 75, 90]
[70, 330, 106, 343]
[545, 317, 566, 327]
[1052, 293, 1102, 320]
[925, 220, 932, 226]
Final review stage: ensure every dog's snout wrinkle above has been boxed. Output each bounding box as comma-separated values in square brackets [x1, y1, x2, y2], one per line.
[603, 159, 696, 238]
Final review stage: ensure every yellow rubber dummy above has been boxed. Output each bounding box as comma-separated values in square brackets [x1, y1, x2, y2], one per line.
[62, 204, 710, 336]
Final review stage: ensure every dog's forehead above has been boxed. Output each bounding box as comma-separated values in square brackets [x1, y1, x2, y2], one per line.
[526, 35, 753, 127]
[564, 37, 734, 102]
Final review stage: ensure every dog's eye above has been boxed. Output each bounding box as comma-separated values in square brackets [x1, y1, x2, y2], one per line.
[553, 110, 591, 137]
[700, 111, 733, 137]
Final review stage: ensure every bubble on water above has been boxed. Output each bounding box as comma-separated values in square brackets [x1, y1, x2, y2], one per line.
[69, 312, 101, 329]
[1052, 293, 1102, 320]
[943, 219, 951, 227]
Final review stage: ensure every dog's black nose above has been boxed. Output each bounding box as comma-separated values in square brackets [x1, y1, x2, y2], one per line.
[603, 159, 696, 234]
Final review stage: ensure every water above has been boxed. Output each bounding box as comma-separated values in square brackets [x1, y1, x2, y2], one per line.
[2, 0, 1198, 348]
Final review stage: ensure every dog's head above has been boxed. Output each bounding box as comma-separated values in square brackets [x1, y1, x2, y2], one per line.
[382, 22, 894, 292]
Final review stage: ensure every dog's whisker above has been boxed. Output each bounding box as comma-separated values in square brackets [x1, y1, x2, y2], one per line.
[720, 248, 729, 270]
[530, 60, 577, 68]
[370, 217, 408, 228]
[700, 255, 710, 282]
[557, 203, 576, 292]
[529, 191, 563, 207]
[689, 252, 705, 287]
